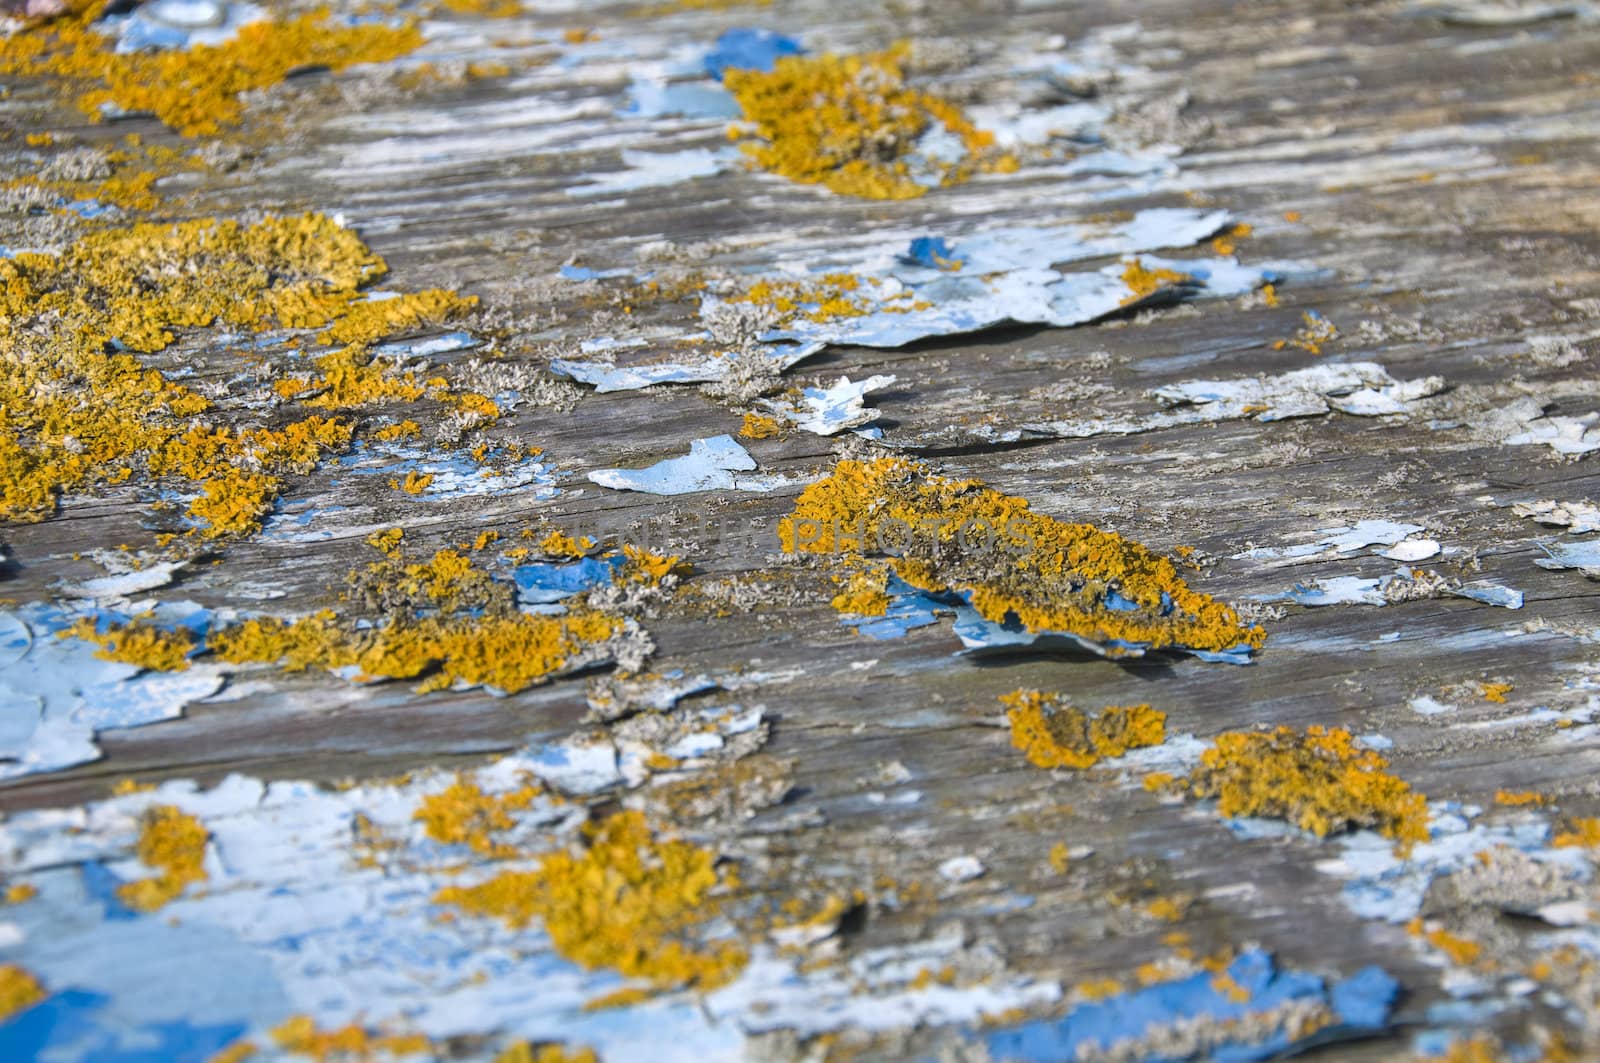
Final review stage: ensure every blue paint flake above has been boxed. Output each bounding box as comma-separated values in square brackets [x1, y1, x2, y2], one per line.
[981, 950, 1396, 1063]
[704, 28, 804, 80]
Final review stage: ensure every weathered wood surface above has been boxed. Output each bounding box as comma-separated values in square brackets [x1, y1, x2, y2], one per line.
[4, 0, 1600, 1059]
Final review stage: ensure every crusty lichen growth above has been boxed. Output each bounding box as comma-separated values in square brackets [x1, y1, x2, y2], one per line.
[1188, 726, 1429, 850]
[0, 4, 424, 137]
[0, 964, 46, 1021]
[739, 412, 782, 440]
[434, 810, 745, 991]
[116, 804, 209, 911]
[1120, 259, 1192, 305]
[778, 458, 1264, 657]
[269, 1016, 433, 1062]
[0, 212, 469, 537]
[210, 608, 620, 694]
[62, 615, 195, 672]
[1001, 689, 1166, 769]
[414, 777, 539, 858]
[832, 566, 891, 617]
[494, 1044, 600, 1063]
[731, 272, 873, 324]
[722, 46, 1014, 199]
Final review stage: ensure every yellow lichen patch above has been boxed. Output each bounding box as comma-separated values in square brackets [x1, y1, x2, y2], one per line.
[620, 544, 679, 585]
[0, 964, 45, 1021]
[1001, 690, 1166, 770]
[4, 883, 38, 904]
[831, 567, 891, 617]
[1120, 259, 1192, 306]
[739, 412, 782, 439]
[1409, 920, 1483, 967]
[494, 1043, 600, 1063]
[62, 616, 195, 672]
[778, 458, 1264, 658]
[414, 777, 539, 858]
[440, 0, 523, 17]
[269, 1016, 434, 1062]
[1495, 789, 1546, 807]
[366, 527, 405, 555]
[1188, 726, 1429, 851]
[211, 609, 620, 695]
[539, 529, 596, 559]
[1209, 222, 1252, 256]
[188, 470, 281, 538]
[731, 272, 870, 324]
[323, 290, 478, 346]
[0, 213, 459, 534]
[1552, 818, 1600, 849]
[434, 810, 746, 990]
[392, 471, 434, 496]
[1271, 311, 1339, 356]
[1, 7, 424, 137]
[722, 46, 1011, 199]
[116, 804, 209, 911]
[1480, 681, 1513, 703]
[373, 420, 421, 442]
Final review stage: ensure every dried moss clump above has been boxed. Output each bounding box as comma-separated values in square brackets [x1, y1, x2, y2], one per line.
[723, 46, 1014, 199]
[1002, 689, 1166, 769]
[1188, 726, 1429, 850]
[116, 804, 209, 911]
[434, 810, 746, 991]
[779, 457, 1264, 658]
[0, 5, 424, 137]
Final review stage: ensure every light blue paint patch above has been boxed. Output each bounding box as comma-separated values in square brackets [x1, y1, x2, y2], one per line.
[513, 555, 625, 606]
[981, 950, 1395, 1063]
[625, 78, 740, 119]
[0, 603, 225, 781]
[704, 28, 804, 79]
[1537, 539, 1600, 571]
[1451, 582, 1524, 609]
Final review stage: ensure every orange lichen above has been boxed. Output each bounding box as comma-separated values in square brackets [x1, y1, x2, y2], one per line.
[1480, 682, 1513, 703]
[0, 212, 462, 536]
[831, 567, 891, 617]
[434, 810, 745, 990]
[1271, 311, 1338, 356]
[1494, 789, 1546, 807]
[1119, 259, 1192, 306]
[539, 530, 596, 558]
[0, 965, 45, 1021]
[211, 608, 619, 695]
[1188, 726, 1429, 851]
[269, 1016, 434, 1062]
[62, 616, 195, 672]
[1552, 818, 1600, 849]
[1, 6, 424, 137]
[779, 458, 1263, 657]
[732, 273, 870, 324]
[4, 883, 38, 905]
[116, 804, 209, 911]
[392, 471, 434, 496]
[494, 1044, 600, 1063]
[739, 412, 782, 439]
[722, 46, 1012, 199]
[620, 544, 679, 585]
[414, 777, 539, 858]
[1001, 689, 1166, 770]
